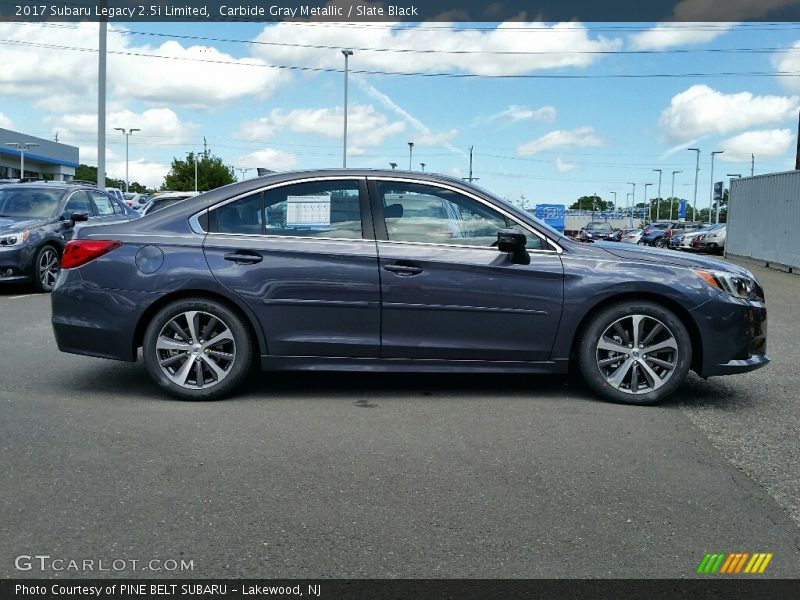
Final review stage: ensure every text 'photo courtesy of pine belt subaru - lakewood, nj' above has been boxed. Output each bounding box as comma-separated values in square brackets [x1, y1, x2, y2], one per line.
[50, 170, 768, 405]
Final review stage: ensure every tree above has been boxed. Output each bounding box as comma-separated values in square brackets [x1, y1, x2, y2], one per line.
[72, 164, 152, 192]
[163, 151, 235, 192]
[569, 195, 614, 211]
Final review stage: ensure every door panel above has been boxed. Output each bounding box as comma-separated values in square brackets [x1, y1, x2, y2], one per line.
[378, 242, 564, 360]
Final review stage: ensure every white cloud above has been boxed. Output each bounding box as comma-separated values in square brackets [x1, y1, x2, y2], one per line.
[719, 129, 794, 162]
[124, 159, 170, 189]
[0, 23, 287, 109]
[0, 113, 13, 129]
[485, 104, 557, 125]
[234, 149, 298, 171]
[773, 41, 800, 92]
[659, 85, 799, 142]
[239, 104, 405, 149]
[628, 23, 734, 51]
[251, 21, 622, 76]
[555, 157, 578, 172]
[518, 126, 603, 156]
[413, 130, 459, 146]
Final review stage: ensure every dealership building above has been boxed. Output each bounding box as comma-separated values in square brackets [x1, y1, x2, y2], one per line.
[0, 128, 79, 181]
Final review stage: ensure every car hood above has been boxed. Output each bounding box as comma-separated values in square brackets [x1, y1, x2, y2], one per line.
[593, 241, 752, 276]
[0, 216, 49, 233]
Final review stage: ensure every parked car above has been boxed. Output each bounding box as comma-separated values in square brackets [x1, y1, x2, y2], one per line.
[673, 224, 724, 251]
[698, 225, 727, 254]
[51, 169, 768, 405]
[640, 221, 704, 247]
[105, 187, 125, 203]
[578, 221, 615, 242]
[609, 227, 638, 243]
[139, 191, 200, 216]
[0, 181, 138, 291]
[620, 227, 644, 244]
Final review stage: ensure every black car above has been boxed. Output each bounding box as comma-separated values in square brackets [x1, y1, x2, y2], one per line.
[51, 169, 768, 405]
[578, 221, 615, 242]
[0, 182, 138, 292]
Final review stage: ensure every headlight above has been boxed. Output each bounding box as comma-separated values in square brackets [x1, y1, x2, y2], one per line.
[694, 269, 763, 300]
[0, 230, 29, 247]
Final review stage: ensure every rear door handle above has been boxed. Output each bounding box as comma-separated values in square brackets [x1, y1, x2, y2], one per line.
[383, 263, 423, 276]
[223, 251, 263, 265]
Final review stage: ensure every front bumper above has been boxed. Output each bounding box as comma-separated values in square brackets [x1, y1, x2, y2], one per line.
[691, 292, 768, 377]
[0, 245, 34, 282]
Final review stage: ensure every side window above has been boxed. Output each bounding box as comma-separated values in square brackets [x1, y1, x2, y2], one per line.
[264, 180, 362, 238]
[376, 182, 544, 250]
[63, 191, 94, 218]
[90, 191, 116, 216]
[216, 192, 264, 235]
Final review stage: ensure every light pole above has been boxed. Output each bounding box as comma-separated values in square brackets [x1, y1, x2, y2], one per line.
[341, 49, 353, 168]
[627, 182, 636, 226]
[237, 167, 253, 181]
[389, 162, 397, 170]
[643, 183, 653, 222]
[710, 150, 724, 224]
[653, 169, 663, 220]
[408, 142, 414, 170]
[670, 170, 682, 220]
[687, 148, 700, 219]
[610, 191, 617, 211]
[726, 174, 742, 223]
[420, 162, 426, 172]
[114, 127, 140, 192]
[5, 142, 38, 178]
[194, 153, 198, 192]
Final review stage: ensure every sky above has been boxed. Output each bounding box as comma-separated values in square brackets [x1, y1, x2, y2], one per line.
[1, 19, 799, 209]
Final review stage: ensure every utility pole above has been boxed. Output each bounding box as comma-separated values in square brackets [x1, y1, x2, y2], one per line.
[653, 169, 663, 220]
[203, 136, 208, 157]
[670, 170, 682, 220]
[687, 148, 700, 220]
[466, 145, 477, 182]
[710, 150, 724, 224]
[341, 49, 353, 168]
[752, 153, 756, 176]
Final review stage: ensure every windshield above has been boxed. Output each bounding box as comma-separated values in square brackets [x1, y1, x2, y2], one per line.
[0, 188, 63, 218]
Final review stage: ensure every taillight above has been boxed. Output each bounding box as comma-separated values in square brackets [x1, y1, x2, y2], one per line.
[666, 230, 673, 237]
[644, 229, 653, 235]
[61, 240, 122, 269]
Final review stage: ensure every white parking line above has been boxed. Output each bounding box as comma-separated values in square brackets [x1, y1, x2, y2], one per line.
[7, 294, 39, 300]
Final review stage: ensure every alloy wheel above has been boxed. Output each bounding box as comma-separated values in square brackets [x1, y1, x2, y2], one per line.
[155, 310, 236, 390]
[595, 314, 678, 395]
[38, 248, 59, 290]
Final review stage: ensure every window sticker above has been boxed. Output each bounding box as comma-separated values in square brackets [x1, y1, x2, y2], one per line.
[286, 194, 331, 228]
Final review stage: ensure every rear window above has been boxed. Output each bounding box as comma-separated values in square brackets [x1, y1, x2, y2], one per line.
[586, 222, 613, 231]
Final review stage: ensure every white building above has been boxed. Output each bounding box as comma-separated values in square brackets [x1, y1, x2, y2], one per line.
[0, 128, 79, 181]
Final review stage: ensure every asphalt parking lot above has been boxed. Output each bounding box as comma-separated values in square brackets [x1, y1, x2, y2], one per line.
[1, 256, 799, 579]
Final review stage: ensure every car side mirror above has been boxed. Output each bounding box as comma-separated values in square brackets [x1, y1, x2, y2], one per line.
[69, 211, 89, 224]
[497, 228, 530, 265]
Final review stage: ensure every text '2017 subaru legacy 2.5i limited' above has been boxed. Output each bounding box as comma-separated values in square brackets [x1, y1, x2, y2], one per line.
[51, 170, 768, 405]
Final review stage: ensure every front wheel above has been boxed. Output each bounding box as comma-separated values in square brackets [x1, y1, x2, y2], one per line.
[143, 299, 253, 400]
[33, 245, 60, 293]
[577, 301, 692, 405]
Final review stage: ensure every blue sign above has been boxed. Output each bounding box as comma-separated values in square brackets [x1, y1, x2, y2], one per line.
[714, 181, 724, 201]
[678, 199, 687, 219]
[534, 204, 565, 233]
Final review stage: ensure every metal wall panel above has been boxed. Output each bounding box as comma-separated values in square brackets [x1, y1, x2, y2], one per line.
[728, 170, 800, 269]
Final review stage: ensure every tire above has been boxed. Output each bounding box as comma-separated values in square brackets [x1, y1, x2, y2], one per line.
[143, 299, 253, 400]
[32, 245, 60, 293]
[655, 238, 667, 248]
[577, 301, 692, 405]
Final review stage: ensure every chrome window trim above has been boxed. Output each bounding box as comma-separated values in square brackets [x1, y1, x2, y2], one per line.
[190, 176, 367, 237]
[377, 239, 560, 255]
[370, 176, 563, 254]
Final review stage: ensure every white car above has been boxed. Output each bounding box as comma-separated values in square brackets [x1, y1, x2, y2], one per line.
[105, 187, 125, 203]
[699, 225, 727, 254]
[621, 228, 643, 244]
[676, 224, 722, 251]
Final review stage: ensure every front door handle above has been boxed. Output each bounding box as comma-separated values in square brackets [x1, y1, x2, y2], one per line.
[224, 251, 263, 265]
[384, 262, 423, 276]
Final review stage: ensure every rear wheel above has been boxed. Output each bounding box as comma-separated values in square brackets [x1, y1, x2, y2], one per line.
[33, 245, 60, 293]
[577, 301, 692, 405]
[143, 299, 253, 400]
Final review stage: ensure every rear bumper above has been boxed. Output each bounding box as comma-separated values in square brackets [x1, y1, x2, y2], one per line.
[51, 269, 157, 362]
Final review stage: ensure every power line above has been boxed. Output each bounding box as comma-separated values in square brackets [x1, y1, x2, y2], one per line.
[4, 38, 800, 79]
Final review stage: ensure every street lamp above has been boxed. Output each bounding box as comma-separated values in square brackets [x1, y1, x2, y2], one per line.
[670, 170, 682, 220]
[710, 150, 724, 224]
[113, 127, 140, 192]
[687, 148, 700, 219]
[389, 162, 397, 170]
[652, 169, 663, 220]
[341, 49, 353, 168]
[408, 142, 414, 170]
[5, 142, 38, 178]
[627, 182, 636, 226]
[420, 162, 426, 172]
[643, 183, 653, 222]
[237, 167, 253, 181]
[610, 191, 617, 211]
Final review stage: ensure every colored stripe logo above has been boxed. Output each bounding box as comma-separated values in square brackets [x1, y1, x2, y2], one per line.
[697, 552, 773, 574]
